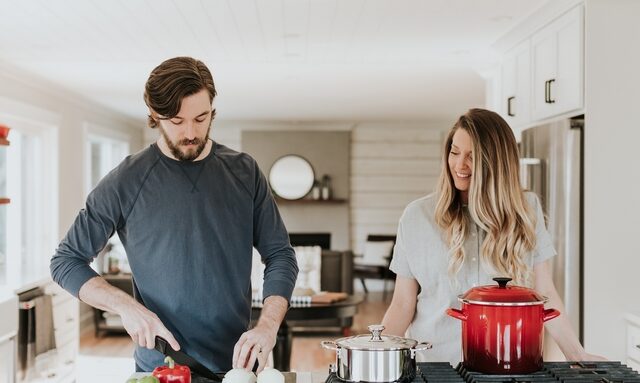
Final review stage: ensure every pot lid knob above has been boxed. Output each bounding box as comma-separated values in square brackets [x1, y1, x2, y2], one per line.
[367, 324, 385, 341]
[493, 277, 512, 289]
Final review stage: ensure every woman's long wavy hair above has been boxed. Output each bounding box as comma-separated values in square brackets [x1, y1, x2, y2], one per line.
[434, 108, 537, 286]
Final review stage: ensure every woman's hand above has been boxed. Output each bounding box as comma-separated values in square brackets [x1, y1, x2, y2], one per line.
[577, 352, 608, 361]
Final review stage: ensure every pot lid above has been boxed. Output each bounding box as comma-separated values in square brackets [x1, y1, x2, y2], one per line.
[458, 277, 548, 306]
[334, 325, 418, 350]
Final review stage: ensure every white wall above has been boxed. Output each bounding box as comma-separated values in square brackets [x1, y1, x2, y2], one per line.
[204, 120, 451, 258]
[583, 0, 640, 360]
[0, 62, 144, 333]
[350, 122, 449, 254]
[0, 62, 144, 241]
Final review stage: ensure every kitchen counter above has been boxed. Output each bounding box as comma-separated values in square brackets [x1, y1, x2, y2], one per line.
[0, 289, 18, 338]
[127, 371, 328, 383]
[0, 261, 53, 294]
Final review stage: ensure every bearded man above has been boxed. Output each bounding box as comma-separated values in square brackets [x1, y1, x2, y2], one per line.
[50, 57, 298, 376]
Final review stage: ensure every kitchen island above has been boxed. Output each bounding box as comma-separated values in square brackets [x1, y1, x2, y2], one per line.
[127, 371, 329, 383]
[129, 361, 640, 383]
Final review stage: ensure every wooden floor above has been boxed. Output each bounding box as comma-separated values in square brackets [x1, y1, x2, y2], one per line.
[79, 292, 392, 373]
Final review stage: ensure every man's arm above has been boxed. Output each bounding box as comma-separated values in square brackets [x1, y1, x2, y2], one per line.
[232, 295, 288, 372]
[79, 276, 180, 351]
[232, 160, 298, 372]
[51, 176, 179, 351]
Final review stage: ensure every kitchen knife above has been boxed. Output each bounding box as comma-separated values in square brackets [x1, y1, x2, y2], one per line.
[154, 336, 223, 382]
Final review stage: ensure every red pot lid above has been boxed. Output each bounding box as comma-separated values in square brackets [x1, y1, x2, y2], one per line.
[458, 277, 548, 306]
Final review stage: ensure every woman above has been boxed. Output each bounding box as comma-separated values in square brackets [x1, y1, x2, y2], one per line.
[381, 108, 601, 364]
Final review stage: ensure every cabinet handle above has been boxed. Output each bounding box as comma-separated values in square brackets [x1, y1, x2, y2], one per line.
[636, 344, 640, 350]
[545, 79, 556, 104]
[507, 96, 515, 116]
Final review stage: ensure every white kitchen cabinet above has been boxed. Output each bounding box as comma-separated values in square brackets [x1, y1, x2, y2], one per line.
[627, 312, 640, 372]
[500, 40, 531, 138]
[0, 290, 18, 383]
[18, 282, 78, 383]
[531, 5, 584, 120]
[0, 337, 16, 383]
[43, 282, 78, 383]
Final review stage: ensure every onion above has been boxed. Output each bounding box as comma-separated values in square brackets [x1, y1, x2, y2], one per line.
[257, 367, 284, 383]
[223, 368, 256, 383]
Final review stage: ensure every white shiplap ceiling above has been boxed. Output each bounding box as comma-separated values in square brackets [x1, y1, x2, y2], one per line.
[0, 0, 547, 122]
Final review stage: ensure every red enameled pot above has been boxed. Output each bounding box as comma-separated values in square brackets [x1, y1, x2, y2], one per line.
[446, 277, 561, 374]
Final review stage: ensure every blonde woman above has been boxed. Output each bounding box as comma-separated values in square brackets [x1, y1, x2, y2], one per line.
[381, 108, 602, 364]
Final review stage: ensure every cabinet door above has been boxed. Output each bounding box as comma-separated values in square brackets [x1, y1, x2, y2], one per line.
[501, 40, 531, 138]
[0, 337, 15, 383]
[532, 5, 583, 120]
[555, 5, 584, 114]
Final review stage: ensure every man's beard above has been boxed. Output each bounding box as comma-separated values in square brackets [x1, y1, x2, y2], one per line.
[160, 123, 211, 162]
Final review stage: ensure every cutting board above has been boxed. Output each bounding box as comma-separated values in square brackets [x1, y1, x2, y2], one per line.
[311, 292, 348, 304]
[127, 371, 299, 383]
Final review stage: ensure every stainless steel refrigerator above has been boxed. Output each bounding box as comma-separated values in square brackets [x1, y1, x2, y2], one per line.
[519, 118, 583, 361]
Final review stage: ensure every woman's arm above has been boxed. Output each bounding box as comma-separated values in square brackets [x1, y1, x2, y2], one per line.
[381, 276, 419, 336]
[533, 259, 605, 360]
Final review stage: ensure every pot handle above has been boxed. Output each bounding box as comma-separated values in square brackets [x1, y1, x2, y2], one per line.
[543, 308, 561, 322]
[446, 308, 467, 321]
[411, 342, 433, 358]
[321, 340, 339, 351]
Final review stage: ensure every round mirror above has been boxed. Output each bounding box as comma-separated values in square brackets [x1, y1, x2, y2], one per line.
[269, 155, 315, 200]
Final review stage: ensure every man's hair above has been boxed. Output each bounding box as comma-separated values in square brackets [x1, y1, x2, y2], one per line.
[144, 57, 217, 129]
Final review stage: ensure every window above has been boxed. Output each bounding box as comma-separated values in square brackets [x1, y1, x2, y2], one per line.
[0, 117, 58, 284]
[0, 145, 7, 268]
[84, 126, 130, 274]
[85, 133, 129, 196]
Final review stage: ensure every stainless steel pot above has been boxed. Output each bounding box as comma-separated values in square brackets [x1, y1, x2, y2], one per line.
[321, 325, 432, 383]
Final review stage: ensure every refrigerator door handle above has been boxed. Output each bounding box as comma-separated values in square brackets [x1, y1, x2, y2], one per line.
[519, 157, 542, 191]
[564, 127, 582, 342]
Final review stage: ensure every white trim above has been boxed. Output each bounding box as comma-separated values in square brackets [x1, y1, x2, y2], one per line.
[493, 0, 584, 54]
[0, 61, 140, 127]
[0, 110, 59, 287]
[0, 96, 61, 128]
[82, 122, 131, 198]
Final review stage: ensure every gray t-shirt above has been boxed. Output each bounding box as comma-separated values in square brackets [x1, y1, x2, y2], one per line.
[50, 141, 298, 372]
[389, 191, 555, 365]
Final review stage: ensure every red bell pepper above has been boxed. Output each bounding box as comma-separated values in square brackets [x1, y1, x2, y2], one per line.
[152, 356, 191, 383]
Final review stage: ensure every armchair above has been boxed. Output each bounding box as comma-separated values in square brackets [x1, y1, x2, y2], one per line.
[287, 249, 354, 333]
[353, 234, 397, 299]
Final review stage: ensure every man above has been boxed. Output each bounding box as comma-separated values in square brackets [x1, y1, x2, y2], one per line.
[50, 56, 298, 374]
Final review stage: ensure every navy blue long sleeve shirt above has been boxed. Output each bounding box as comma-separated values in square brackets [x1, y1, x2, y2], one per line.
[50, 141, 298, 372]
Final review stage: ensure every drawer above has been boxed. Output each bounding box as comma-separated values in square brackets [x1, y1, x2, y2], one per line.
[628, 323, 640, 362]
[56, 340, 78, 368]
[52, 299, 78, 334]
[54, 326, 78, 350]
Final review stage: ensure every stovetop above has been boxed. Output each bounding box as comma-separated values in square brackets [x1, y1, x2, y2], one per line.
[325, 361, 640, 383]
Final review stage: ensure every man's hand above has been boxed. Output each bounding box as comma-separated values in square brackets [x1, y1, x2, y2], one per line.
[233, 295, 288, 372]
[119, 301, 180, 351]
[232, 322, 277, 373]
[78, 276, 180, 351]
